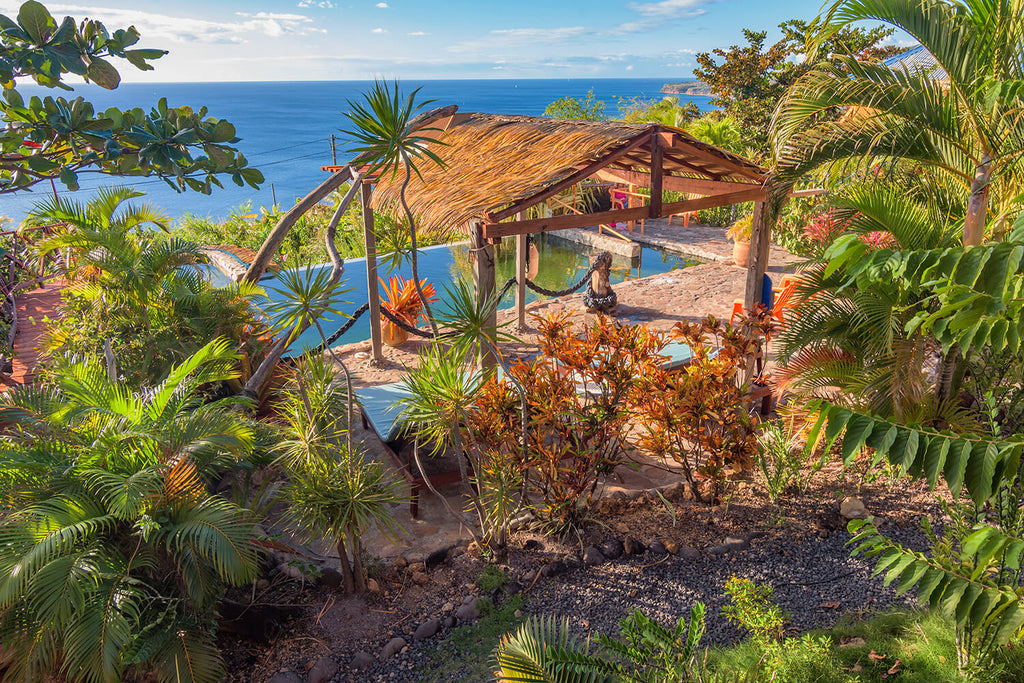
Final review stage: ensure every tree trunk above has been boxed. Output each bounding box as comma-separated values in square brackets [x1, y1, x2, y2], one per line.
[964, 155, 993, 247]
[336, 536, 356, 594]
[243, 166, 354, 283]
[398, 149, 439, 336]
[241, 178, 360, 398]
[351, 535, 367, 593]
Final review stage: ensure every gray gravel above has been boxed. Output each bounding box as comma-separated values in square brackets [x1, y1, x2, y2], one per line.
[343, 523, 933, 682]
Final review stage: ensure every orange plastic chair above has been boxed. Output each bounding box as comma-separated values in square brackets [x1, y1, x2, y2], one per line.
[730, 278, 800, 328]
[668, 210, 698, 227]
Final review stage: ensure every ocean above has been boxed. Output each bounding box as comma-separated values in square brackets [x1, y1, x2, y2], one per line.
[2, 79, 711, 224]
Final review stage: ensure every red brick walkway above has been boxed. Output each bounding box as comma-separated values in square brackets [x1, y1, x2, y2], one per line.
[6, 279, 64, 388]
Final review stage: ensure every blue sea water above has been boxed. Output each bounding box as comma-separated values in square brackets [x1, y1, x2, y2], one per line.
[3, 79, 710, 223]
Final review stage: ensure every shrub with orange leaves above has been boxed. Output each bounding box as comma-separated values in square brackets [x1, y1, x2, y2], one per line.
[467, 311, 661, 536]
[378, 275, 437, 326]
[634, 309, 775, 504]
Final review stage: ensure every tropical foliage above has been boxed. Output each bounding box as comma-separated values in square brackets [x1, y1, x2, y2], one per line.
[0, 340, 260, 683]
[278, 355, 404, 594]
[0, 1, 262, 195]
[28, 187, 271, 385]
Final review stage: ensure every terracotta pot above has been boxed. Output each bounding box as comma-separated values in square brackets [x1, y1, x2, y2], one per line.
[732, 239, 750, 268]
[381, 318, 410, 347]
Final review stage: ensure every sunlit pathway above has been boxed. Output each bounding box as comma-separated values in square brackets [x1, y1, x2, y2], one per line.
[6, 279, 64, 389]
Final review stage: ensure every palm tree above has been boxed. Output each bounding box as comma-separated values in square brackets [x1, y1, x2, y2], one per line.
[772, 0, 1024, 246]
[340, 79, 446, 335]
[0, 339, 260, 683]
[688, 115, 744, 154]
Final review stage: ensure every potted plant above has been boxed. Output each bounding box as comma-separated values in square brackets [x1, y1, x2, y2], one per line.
[727, 215, 753, 268]
[379, 275, 437, 346]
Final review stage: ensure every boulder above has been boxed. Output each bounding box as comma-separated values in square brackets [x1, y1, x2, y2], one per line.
[648, 541, 667, 555]
[350, 652, 374, 670]
[583, 546, 605, 566]
[380, 637, 406, 660]
[723, 536, 748, 551]
[599, 538, 624, 560]
[540, 560, 567, 577]
[413, 618, 441, 642]
[678, 547, 701, 561]
[623, 537, 645, 556]
[306, 656, 337, 683]
[840, 496, 869, 521]
[425, 546, 450, 569]
[664, 540, 680, 555]
[456, 599, 483, 621]
[367, 578, 380, 593]
[523, 539, 544, 552]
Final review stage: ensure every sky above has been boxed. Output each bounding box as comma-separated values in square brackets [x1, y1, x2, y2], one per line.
[0, 0, 907, 82]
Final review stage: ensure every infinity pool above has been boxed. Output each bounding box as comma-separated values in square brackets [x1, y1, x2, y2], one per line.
[217, 234, 700, 354]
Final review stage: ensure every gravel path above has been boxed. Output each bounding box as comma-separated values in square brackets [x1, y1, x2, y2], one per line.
[356, 522, 932, 682]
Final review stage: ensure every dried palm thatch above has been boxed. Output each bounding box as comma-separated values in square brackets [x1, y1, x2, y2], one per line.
[366, 112, 767, 234]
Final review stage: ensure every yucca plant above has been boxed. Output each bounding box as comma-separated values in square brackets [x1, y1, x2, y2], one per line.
[277, 354, 404, 593]
[341, 79, 447, 335]
[0, 339, 260, 683]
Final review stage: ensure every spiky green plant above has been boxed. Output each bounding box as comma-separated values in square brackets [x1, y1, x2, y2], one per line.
[0, 339, 260, 683]
[277, 354, 404, 593]
[341, 79, 446, 335]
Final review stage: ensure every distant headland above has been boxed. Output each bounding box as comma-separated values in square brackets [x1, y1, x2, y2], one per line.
[661, 81, 713, 96]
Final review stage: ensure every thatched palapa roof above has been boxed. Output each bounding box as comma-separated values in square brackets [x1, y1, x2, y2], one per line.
[338, 110, 768, 231]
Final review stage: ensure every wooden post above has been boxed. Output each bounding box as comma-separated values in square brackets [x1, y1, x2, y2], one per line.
[515, 213, 527, 331]
[361, 182, 383, 363]
[743, 200, 772, 313]
[649, 132, 663, 219]
[471, 220, 497, 369]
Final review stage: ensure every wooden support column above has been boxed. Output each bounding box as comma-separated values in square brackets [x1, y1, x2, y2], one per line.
[361, 182, 383, 363]
[471, 220, 497, 369]
[515, 213, 527, 332]
[649, 132, 663, 218]
[743, 200, 772, 313]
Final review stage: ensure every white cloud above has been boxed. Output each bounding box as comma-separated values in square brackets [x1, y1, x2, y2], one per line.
[8, 4, 320, 44]
[408, 31, 430, 36]
[297, 0, 336, 7]
[376, 2, 388, 7]
[616, 0, 714, 33]
[372, 27, 386, 33]
[448, 26, 585, 53]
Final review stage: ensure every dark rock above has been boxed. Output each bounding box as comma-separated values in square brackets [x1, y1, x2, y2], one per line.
[443, 615, 457, 629]
[380, 637, 406, 660]
[268, 673, 302, 683]
[723, 536, 748, 551]
[425, 546, 451, 569]
[649, 541, 667, 555]
[505, 580, 523, 596]
[541, 560, 567, 577]
[456, 599, 482, 621]
[351, 652, 374, 670]
[316, 568, 342, 590]
[707, 544, 730, 556]
[678, 547, 701, 561]
[523, 539, 544, 551]
[623, 537, 645, 556]
[583, 546, 605, 566]
[748, 531, 768, 540]
[599, 538, 624, 560]
[413, 618, 441, 642]
[306, 656, 337, 683]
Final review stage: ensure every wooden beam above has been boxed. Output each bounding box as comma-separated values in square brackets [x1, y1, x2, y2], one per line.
[487, 131, 651, 222]
[483, 187, 764, 239]
[649, 132, 663, 218]
[672, 136, 766, 181]
[361, 183, 383, 363]
[471, 221, 497, 369]
[595, 169, 761, 196]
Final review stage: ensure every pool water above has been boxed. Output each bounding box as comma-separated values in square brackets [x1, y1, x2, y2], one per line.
[225, 234, 700, 354]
